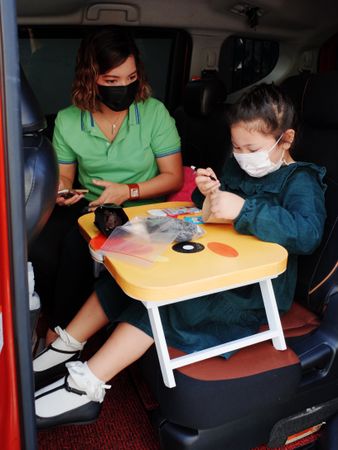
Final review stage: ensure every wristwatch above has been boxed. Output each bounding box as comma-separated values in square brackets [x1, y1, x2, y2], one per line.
[128, 183, 140, 200]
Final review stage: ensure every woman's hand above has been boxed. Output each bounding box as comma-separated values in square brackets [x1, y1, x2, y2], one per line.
[208, 190, 245, 221]
[195, 167, 220, 196]
[89, 179, 129, 207]
[56, 189, 85, 207]
[56, 164, 84, 207]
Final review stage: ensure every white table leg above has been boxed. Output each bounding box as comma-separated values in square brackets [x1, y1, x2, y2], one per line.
[259, 279, 286, 350]
[146, 305, 176, 388]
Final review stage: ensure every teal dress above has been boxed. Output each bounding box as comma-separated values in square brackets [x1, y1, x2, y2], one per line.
[96, 158, 327, 357]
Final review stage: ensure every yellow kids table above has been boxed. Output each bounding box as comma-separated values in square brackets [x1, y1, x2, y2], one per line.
[78, 202, 288, 388]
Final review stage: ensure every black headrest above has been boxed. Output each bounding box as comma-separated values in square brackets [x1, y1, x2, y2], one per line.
[183, 79, 227, 118]
[279, 72, 312, 114]
[21, 68, 47, 133]
[302, 71, 338, 126]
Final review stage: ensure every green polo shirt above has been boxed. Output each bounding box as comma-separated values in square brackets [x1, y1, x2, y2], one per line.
[52, 97, 181, 203]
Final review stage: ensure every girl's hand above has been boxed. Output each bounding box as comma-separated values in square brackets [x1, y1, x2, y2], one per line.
[89, 179, 129, 207]
[209, 190, 245, 221]
[195, 167, 220, 196]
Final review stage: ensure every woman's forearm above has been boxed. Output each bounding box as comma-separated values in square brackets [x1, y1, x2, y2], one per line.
[136, 171, 183, 199]
[59, 174, 74, 190]
[58, 162, 77, 190]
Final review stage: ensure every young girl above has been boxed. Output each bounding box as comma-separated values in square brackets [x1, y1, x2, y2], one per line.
[34, 83, 326, 429]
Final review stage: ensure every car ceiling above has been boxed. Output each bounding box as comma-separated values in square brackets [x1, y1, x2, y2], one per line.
[16, 0, 338, 45]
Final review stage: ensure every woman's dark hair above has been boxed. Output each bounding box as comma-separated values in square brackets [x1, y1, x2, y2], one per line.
[227, 83, 297, 138]
[72, 28, 151, 111]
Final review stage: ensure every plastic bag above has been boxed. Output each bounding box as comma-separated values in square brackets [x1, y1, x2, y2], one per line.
[150, 217, 204, 242]
[99, 216, 204, 266]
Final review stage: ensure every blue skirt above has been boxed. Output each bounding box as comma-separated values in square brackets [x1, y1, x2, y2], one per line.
[95, 271, 266, 358]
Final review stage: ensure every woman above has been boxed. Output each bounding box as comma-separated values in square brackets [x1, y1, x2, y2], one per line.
[29, 28, 183, 344]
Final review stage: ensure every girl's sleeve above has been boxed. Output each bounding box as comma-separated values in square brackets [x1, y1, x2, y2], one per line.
[151, 102, 181, 158]
[234, 169, 327, 255]
[191, 187, 205, 208]
[52, 113, 77, 164]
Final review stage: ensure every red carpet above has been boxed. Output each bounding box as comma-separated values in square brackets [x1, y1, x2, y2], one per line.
[38, 369, 160, 450]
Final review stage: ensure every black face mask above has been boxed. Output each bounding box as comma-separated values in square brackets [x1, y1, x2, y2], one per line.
[97, 79, 139, 112]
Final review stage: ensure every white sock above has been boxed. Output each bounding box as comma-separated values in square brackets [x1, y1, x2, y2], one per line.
[53, 327, 86, 352]
[66, 361, 111, 403]
[33, 327, 85, 372]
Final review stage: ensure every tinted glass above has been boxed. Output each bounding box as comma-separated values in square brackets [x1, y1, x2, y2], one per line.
[219, 35, 279, 93]
[19, 27, 189, 115]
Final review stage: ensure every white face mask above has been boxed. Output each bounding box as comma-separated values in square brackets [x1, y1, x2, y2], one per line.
[233, 134, 284, 178]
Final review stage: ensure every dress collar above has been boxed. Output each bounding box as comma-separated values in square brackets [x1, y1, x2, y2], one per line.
[222, 156, 326, 195]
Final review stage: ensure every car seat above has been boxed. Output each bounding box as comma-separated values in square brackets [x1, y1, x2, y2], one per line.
[168, 77, 232, 202]
[138, 71, 338, 450]
[279, 71, 312, 116]
[21, 67, 58, 341]
[173, 77, 231, 176]
[21, 67, 58, 246]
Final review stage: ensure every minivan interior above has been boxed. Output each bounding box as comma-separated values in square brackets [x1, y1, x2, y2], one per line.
[1, 1, 338, 449]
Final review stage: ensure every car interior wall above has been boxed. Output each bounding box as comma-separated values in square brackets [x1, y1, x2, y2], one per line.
[189, 29, 319, 103]
[189, 32, 226, 80]
[17, 0, 248, 29]
[16, 0, 338, 42]
[17, 1, 338, 107]
[188, 35, 313, 99]
[226, 41, 309, 103]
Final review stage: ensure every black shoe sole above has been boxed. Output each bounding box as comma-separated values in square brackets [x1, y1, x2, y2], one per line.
[36, 401, 102, 430]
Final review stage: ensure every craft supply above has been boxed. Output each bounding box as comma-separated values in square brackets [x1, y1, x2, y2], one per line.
[147, 207, 201, 218]
[147, 209, 168, 217]
[190, 165, 217, 181]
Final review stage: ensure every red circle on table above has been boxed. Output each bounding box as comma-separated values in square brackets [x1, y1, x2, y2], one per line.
[207, 241, 239, 257]
[91, 234, 107, 250]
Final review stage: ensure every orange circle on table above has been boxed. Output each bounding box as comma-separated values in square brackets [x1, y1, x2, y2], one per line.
[207, 241, 239, 257]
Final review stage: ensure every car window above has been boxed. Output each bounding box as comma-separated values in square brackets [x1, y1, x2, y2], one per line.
[219, 35, 279, 93]
[19, 34, 80, 115]
[19, 26, 191, 115]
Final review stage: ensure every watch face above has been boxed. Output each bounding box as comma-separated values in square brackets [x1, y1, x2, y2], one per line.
[130, 187, 139, 197]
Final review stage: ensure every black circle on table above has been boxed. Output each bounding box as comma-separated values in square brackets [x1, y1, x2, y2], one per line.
[172, 241, 205, 253]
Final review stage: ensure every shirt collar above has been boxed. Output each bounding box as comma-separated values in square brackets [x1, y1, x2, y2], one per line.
[81, 102, 140, 132]
[80, 110, 95, 132]
[128, 102, 140, 125]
